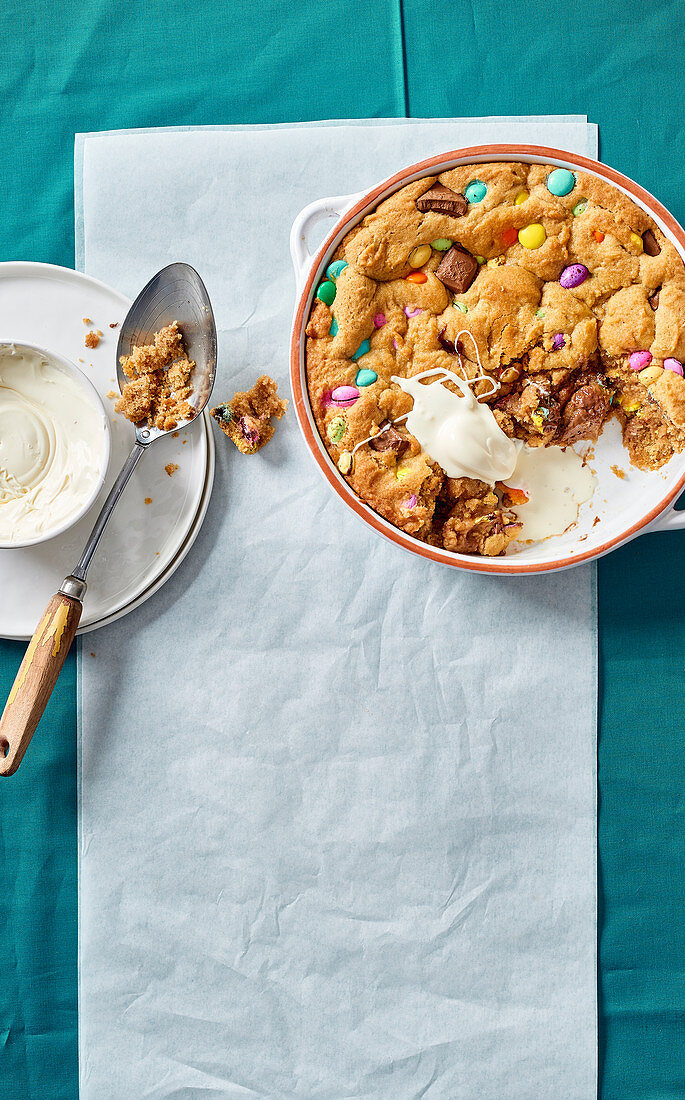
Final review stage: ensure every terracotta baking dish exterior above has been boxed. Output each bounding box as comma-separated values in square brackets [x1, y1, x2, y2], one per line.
[290, 144, 685, 574]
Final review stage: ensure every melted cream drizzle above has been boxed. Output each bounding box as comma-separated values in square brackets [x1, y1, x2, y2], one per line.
[387, 331, 596, 544]
[0, 344, 107, 543]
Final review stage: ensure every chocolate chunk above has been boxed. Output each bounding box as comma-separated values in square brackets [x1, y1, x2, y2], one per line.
[415, 183, 468, 218]
[368, 422, 408, 456]
[648, 288, 660, 311]
[435, 245, 479, 294]
[438, 329, 466, 356]
[560, 382, 612, 445]
[642, 229, 661, 257]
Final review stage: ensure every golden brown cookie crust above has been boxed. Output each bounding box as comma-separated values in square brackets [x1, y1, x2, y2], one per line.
[305, 163, 685, 555]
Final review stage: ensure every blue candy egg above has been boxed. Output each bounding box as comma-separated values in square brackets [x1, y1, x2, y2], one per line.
[546, 168, 575, 197]
[330, 317, 339, 336]
[355, 368, 377, 387]
[351, 339, 371, 361]
[464, 179, 487, 203]
[327, 260, 348, 281]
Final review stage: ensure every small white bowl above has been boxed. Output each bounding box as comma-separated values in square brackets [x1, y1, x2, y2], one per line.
[0, 341, 111, 549]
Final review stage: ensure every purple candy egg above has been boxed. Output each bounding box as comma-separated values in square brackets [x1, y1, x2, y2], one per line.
[404, 305, 422, 318]
[404, 494, 418, 510]
[559, 263, 589, 289]
[552, 333, 565, 351]
[664, 357, 684, 376]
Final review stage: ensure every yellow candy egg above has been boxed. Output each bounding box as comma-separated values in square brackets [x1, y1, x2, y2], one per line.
[518, 223, 546, 249]
[514, 190, 529, 205]
[630, 232, 644, 252]
[408, 244, 432, 268]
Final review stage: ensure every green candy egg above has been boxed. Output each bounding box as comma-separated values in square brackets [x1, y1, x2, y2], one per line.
[535, 308, 546, 319]
[327, 415, 346, 443]
[355, 368, 377, 387]
[455, 301, 468, 314]
[572, 199, 588, 217]
[316, 280, 336, 305]
[546, 168, 576, 197]
[431, 238, 453, 251]
[327, 260, 348, 281]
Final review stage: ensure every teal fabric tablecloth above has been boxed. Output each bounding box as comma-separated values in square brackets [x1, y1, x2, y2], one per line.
[0, 2, 683, 1097]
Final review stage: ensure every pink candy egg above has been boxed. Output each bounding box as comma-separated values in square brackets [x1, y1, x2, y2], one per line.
[663, 357, 684, 376]
[404, 306, 422, 318]
[373, 313, 386, 328]
[330, 385, 360, 407]
[629, 350, 653, 371]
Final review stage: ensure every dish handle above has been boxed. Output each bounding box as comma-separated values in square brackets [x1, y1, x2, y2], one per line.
[290, 192, 366, 288]
[644, 499, 685, 534]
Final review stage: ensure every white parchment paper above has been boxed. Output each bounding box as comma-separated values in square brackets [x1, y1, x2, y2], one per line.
[77, 117, 598, 1099]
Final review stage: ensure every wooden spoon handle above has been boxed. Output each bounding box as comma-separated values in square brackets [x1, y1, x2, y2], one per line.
[0, 592, 82, 776]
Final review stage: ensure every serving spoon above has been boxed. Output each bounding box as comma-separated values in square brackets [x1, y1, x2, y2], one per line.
[0, 263, 217, 775]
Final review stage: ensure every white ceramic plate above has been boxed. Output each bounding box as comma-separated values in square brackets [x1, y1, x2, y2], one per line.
[0, 262, 214, 639]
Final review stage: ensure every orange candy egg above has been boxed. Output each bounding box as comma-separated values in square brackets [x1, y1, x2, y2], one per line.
[405, 271, 428, 284]
[592, 230, 605, 243]
[501, 226, 518, 248]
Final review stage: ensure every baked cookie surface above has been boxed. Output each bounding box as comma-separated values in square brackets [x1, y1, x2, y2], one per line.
[304, 163, 685, 556]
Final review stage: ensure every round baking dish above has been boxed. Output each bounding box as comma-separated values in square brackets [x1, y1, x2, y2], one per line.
[290, 145, 685, 574]
[0, 341, 111, 549]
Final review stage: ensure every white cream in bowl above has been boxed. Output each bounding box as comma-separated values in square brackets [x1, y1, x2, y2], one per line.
[0, 343, 110, 547]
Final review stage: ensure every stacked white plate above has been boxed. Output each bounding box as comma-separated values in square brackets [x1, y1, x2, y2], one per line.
[0, 262, 214, 639]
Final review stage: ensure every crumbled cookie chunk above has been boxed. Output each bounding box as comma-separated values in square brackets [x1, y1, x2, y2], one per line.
[305, 161, 685, 556]
[85, 331, 100, 349]
[115, 321, 196, 432]
[211, 375, 288, 454]
[164, 463, 179, 477]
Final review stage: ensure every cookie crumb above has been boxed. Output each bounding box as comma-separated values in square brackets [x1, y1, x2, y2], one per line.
[211, 375, 288, 454]
[109, 321, 119, 328]
[116, 321, 195, 432]
[171, 431, 179, 438]
[85, 331, 100, 349]
[90, 652, 95, 658]
[106, 390, 118, 400]
[164, 463, 179, 477]
[144, 497, 152, 504]
[82, 317, 93, 325]
[610, 464, 626, 479]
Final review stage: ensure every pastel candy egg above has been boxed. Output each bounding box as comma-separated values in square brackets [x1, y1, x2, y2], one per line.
[572, 199, 588, 216]
[514, 190, 529, 205]
[629, 350, 652, 371]
[316, 280, 336, 305]
[465, 179, 487, 203]
[552, 333, 565, 351]
[455, 302, 468, 314]
[351, 339, 371, 361]
[518, 223, 546, 249]
[373, 313, 386, 328]
[355, 368, 377, 387]
[501, 226, 518, 248]
[559, 263, 589, 289]
[664, 357, 684, 376]
[327, 415, 346, 442]
[476, 255, 486, 265]
[535, 308, 546, 319]
[331, 385, 359, 407]
[329, 317, 339, 337]
[431, 238, 453, 251]
[630, 232, 644, 252]
[639, 365, 664, 386]
[403, 306, 422, 318]
[326, 260, 348, 281]
[337, 450, 353, 474]
[592, 230, 605, 243]
[546, 168, 575, 196]
[408, 244, 432, 268]
[405, 271, 428, 284]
